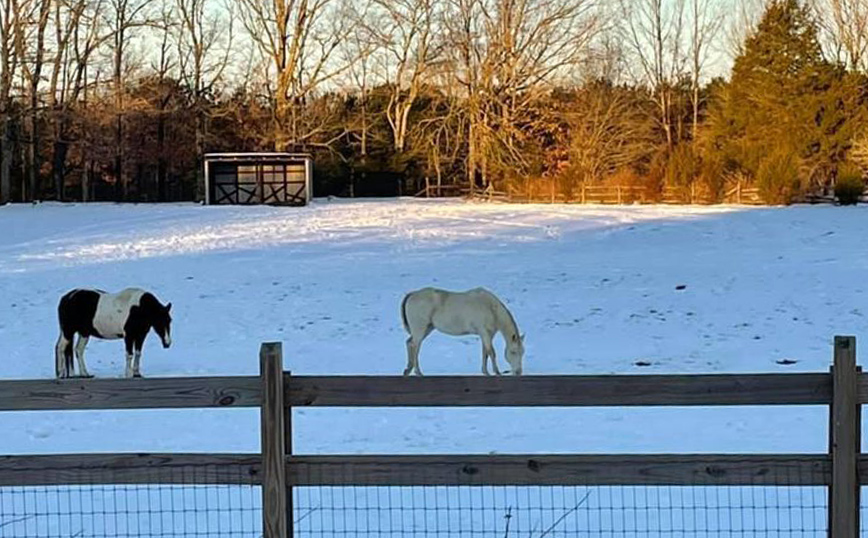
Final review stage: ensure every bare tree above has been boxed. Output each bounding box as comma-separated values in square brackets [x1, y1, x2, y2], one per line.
[362, 0, 437, 154]
[176, 0, 232, 199]
[812, 0, 868, 70]
[340, 7, 378, 196]
[150, 0, 175, 200]
[47, 0, 107, 200]
[104, 0, 155, 200]
[619, 0, 687, 149]
[725, 0, 764, 58]
[568, 83, 656, 184]
[12, 0, 52, 200]
[239, 0, 352, 151]
[412, 70, 464, 195]
[688, 0, 723, 142]
[445, 0, 599, 190]
[0, 0, 19, 203]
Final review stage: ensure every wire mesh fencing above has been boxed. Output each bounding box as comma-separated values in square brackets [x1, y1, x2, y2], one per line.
[0, 455, 836, 538]
[290, 455, 830, 538]
[0, 461, 261, 538]
[293, 484, 828, 537]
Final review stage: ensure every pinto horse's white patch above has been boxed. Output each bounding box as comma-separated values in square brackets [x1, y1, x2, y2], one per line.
[93, 288, 147, 340]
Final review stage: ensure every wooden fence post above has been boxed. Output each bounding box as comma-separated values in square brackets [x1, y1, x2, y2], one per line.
[285, 371, 294, 537]
[830, 335, 858, 538]
[260, 342, 287, 538]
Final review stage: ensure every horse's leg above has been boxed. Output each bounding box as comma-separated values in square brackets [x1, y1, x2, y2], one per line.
[409, 335, 425, 376]
[481, 332, 500, 376]
[124, 336, 135, 378]
[489, 341, 502, 376]
[410, 327, 432, 376]
[55, 332, 72, 379]
[132, 336, 145, 378]
[403, 337, 415, 376]
[74, 335, 92, 378]
[132, 350, 142, 377]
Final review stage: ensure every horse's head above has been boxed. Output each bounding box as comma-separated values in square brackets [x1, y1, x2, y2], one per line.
[151, 302, 172, 349]
[506, 333, 525, 375]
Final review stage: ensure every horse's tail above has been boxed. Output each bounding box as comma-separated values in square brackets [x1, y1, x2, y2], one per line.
[400, 292, 411, 334]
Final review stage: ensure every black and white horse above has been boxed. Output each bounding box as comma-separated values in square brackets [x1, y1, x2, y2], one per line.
[55, 288, 172, 379]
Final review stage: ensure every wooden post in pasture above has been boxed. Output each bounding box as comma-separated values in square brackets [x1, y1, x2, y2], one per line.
[829, 335, 859, 538]
[260, 342, 287, 538]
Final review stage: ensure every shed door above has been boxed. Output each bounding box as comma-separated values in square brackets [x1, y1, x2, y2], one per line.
[262, 162, 307, 205]
[211, 163, 259, 204]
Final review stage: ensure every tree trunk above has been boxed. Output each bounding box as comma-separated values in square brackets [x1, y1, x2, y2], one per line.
[114, 152, 123, 201]
[114, 26, 124, 203]
[0, 115, 11, 204]
[26, 134, 36, 200]
[157, 108, 167, 202]
[194, 112, 205, 202]
[53, 139, 68, 201]
[27, 99, 39, 201]
[82, 161, 91, 203]
[467, 122, 476, 194]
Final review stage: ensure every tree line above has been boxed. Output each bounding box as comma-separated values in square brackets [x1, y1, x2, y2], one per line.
[0, 0, 866, 204]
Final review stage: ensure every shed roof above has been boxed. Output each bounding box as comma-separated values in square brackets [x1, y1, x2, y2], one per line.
[204, 152, 312, 161]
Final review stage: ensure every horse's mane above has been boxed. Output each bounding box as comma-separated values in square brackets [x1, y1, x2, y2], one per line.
[494, 295, 520, 337]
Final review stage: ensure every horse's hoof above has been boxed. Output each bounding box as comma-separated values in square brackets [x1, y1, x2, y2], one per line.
[133, 373, 142, 378]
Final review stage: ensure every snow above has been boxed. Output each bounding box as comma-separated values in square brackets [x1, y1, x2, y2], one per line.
[0, 199, 864, 459]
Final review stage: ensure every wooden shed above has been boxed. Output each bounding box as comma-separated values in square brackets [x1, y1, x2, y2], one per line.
[203, 152, 313, 206]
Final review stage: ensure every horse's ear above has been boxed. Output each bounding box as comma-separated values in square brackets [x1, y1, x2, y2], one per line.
[520, 333, 525, 342]
[166, 302, 172, 312]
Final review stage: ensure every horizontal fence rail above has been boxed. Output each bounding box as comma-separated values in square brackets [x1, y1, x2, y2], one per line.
[287, 454, 834, 486]
[0, 453, 263, 486]
[3, 372, 864, 411]
[285, 373, 836, 406]
[0, 375, 261, 410]
[9, 453, 868, 487]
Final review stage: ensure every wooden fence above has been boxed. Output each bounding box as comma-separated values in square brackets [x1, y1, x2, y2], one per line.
[454, 182, 766, 205]
[0, 336, 863, 537]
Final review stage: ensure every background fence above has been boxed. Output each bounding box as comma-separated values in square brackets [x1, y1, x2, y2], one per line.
[418, 181, 767, 205]
[0, 336, 862, 537]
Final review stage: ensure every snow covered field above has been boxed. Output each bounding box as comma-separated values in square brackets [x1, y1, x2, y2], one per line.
[0, 199, 865, 458]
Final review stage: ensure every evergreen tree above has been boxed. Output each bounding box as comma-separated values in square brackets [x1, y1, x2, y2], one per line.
[705, 0, 864, 201]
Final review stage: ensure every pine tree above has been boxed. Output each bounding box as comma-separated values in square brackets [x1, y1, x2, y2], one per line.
[705, 0, 864, 201]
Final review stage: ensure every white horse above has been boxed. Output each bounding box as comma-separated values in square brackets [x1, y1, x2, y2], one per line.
[400, 287, 525, 376]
